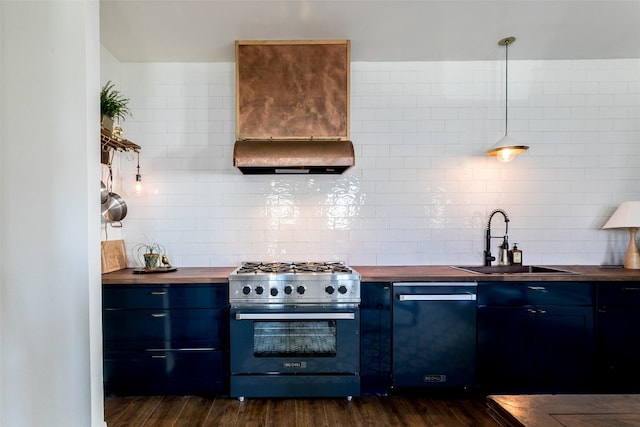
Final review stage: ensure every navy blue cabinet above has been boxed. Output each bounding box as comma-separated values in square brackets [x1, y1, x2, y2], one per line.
[596, 281, 640, 392]
[360, 282, 392, 395]
[103, 308, 227, 349]
[477, 282, 594, 393]
[103, 283, 229, 395]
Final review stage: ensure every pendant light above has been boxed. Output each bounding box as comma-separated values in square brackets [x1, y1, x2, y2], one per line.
[134, 151, 143, 194]
[486, 36, 529, 162]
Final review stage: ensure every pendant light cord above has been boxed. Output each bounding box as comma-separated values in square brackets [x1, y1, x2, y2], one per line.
[504, 39, 509, 137]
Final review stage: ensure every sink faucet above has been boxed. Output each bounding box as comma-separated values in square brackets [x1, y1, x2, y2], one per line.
[484, 209, 510, 266]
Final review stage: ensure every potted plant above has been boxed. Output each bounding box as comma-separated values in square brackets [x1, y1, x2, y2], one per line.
[100, 80, 132, 133]
[133, 239, 165, 270]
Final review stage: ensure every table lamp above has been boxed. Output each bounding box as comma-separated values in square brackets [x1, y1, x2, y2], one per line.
[603, 201, 640, 269]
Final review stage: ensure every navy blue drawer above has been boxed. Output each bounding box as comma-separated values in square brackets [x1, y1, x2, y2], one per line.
[597, 282, 640, 306]
[103, 284, 228, 309]
[104, 350, 228, 395]
[103, 308, 229, 350]
[478, 282, 593, 306]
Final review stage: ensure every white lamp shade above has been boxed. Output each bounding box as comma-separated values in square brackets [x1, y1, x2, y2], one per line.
[485, 135, 529, 162]
[603, 201, 640, 269]
[603, 201, 640, 229]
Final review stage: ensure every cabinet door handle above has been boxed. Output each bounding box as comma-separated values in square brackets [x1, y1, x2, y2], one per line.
[538, 309, 547, 314]
[622, 287, 640, 292]
[527, 286, 546, 291]
[151, 291, 167, 296]
[527, 308, 537, 314]
[151, 355, 166, 359]
[151, 313, 168, 318]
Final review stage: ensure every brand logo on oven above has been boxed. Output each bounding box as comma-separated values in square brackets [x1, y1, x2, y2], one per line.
[283, 361, 307, 369]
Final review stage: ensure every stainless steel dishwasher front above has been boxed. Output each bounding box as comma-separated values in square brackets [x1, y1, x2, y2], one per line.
[392, 282, 477, 389]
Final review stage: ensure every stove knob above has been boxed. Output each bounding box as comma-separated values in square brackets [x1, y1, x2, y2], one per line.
[325, 285, 335, 295]
[297, 285, 306, 295]
[338, 285, 348, 294]
[270, 287, 279, 297]
[255, 286, 264, 295]
[284, 285, 293, 295]
[242, 286, 251, 295]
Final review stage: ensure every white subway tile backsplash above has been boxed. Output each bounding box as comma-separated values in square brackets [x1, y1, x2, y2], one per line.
[586, 94, 616, 106]
[109, 58, 640, 267]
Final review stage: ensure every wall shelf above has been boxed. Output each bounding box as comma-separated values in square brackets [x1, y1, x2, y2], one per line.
[101, 128, 140, 165]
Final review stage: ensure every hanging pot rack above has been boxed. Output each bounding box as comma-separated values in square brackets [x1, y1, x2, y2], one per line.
[101, 128, 140, 165]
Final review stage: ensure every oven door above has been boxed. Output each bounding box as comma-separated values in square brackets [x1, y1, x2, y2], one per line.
[230, 305, 360, 375]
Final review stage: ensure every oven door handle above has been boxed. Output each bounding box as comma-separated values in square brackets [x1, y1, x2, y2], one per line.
[235, 312, 355, 321]
[398, 294, 476, 301]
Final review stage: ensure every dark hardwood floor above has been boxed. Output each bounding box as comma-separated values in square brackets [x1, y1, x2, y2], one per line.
[104, 393, 501, 427]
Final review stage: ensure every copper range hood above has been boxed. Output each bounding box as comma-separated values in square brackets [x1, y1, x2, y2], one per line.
[234, 139, 354, 174]
[235, 40, 354, 175]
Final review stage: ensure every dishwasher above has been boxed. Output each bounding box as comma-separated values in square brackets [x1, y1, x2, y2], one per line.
[392, 282, 477, 389]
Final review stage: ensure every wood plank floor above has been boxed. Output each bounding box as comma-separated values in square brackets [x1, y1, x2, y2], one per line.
[104, 393, 500, 427]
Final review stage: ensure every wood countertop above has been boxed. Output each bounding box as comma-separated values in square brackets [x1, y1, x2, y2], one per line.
[102, 267, 235, 284]
[102, 265, 640, 284]
[354, 265, 640, 282]
[486, 394, 640, 427]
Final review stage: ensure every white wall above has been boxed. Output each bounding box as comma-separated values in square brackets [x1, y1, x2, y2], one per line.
[1, 2, 103, 426]
[111, 58, 640, 268]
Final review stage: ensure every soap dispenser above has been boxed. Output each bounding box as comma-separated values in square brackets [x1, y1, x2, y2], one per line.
[511, 243, 522, 265]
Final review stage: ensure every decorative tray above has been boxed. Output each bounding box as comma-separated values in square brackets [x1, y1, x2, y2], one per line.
[133, 266, 177, 274]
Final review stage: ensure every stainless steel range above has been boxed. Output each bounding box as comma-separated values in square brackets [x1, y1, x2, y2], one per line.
[228, 261, 361, 401]
[229, 261, 360, 305]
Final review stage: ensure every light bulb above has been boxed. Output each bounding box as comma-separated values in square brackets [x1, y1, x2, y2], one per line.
[134, 174, 143, 194]
[496, 148, 516, 162]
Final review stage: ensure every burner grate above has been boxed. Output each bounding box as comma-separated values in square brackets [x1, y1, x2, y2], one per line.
[236, 261, 352, 274]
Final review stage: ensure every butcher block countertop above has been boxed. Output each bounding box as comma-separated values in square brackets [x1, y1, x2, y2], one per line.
[102, 267, 235, 284]
[486, 394, 640, 427]
[101, 265, 640, 284]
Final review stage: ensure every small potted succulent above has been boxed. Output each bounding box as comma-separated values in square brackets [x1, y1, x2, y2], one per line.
[100, 80, 132, 133]
[134, 239, 165, 270]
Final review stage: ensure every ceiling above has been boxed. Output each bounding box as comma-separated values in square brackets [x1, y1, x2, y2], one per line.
[100, 0, 640, 62]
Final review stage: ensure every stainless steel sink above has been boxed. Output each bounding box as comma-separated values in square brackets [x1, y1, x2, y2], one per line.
[451, 265, 575, 274]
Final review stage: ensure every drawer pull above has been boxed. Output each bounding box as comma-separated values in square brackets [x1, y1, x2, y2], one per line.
[151, 313, 168, 318]
[151, 291, 167, 296]
[527, 286, 546, 291]
[151, 355, 166, 359]
[622, 287, 640, 292]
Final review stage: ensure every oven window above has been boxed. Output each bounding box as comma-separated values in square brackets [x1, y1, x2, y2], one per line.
[253, 321, 337, 357]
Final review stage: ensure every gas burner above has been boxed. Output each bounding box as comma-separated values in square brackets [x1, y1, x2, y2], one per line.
[236, 261, 352, 275]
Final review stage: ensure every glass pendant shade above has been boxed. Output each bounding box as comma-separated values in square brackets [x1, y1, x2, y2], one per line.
[603, 201, 640, 269]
